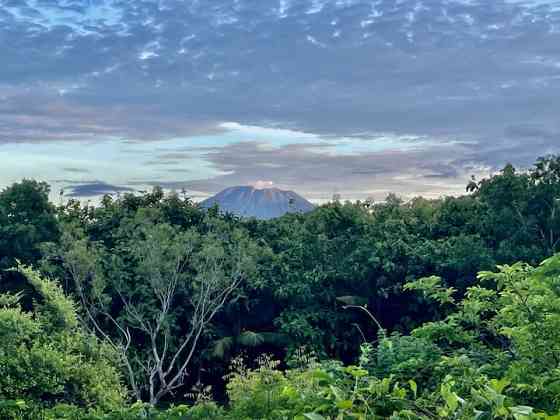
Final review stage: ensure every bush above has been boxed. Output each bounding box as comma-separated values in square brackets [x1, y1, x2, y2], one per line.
[0, 266, 126, 419]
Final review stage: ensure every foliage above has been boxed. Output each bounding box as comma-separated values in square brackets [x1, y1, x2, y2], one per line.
[42, 211, 260, 404]
[7, 254, 560, 419]
[0, 266, 126, 419]
[2, 155, 560, 417]
[0, 180, 59, 268]
[200, 254, 560, 419]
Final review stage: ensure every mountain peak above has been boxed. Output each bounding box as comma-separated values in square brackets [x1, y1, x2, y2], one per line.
[199, 186, 314, 220]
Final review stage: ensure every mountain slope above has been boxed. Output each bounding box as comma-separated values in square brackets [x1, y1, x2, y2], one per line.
[199, 186, 314, 220]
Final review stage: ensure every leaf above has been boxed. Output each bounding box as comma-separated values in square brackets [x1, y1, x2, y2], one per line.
[329, 385, 344, 400]
[281, 385, 298, 399]
[440, 382, 460, 412]
[238, 330, 265, 347]
[336, 400, 353, 410]
[488, 378, 510, 394]
[15, 400, 28, 409]
[304, 413, 327, 420]
[408, 380, 417, 398]
[212, 336, 234, 359]
[312, 369, 332, 383]
[404, 276, 456, 305]
[0, 292, 23, 308]
[345, 366, 368, 378]
[510, 405, 534, 420]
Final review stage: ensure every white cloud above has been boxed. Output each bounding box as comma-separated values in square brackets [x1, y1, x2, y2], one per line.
[306, 35, 327, 47]
[253, 180, 275, 189]
[139, 51, 159, 60]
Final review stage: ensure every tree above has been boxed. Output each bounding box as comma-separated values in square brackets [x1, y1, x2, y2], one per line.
[530, 155, 560, 254]
[407, 254, 560, 412]
[0, 180, 59, 268]
[49, 216, 257, 405]
[0, 265, 125, 415]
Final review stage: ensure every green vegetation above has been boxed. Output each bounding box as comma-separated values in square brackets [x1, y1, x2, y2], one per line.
[0, 265, 126, 418]
[1, 155, 560, 418]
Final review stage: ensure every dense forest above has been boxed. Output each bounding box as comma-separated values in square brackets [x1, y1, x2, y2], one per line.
[1, 155, 560, 419]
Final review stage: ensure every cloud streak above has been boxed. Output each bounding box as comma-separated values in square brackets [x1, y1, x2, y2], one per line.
[64, 181, 134, 197]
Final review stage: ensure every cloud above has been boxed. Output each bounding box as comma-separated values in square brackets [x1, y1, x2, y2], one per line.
[504, 124, 559, 141]
[141, 140, 477, 201]
[2, 0, 560, 140]
[0, 88, 226, 144]
[62, 167, 91, 174]
[253, 180, 275, 189]
[2, 0, 560, 199]
[64, 181, 134, 197]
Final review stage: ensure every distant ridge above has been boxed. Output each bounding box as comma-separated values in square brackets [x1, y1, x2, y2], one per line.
[199, 186, 314, 220]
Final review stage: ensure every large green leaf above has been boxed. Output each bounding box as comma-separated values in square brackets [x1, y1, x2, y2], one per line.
[238, 330, 265, 347]
[212, 336, 234, 359]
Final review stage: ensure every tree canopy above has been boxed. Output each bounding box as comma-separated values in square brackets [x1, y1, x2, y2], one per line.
[1, 156, 560, 418]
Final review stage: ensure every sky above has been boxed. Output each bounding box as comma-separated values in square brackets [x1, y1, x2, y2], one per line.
[1, 0, 560, 203]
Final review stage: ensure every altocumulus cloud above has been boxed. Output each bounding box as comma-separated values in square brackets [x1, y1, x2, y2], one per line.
[1, 0, 560, 200]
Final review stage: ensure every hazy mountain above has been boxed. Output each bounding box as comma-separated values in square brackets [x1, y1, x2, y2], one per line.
[199, 186, 314, 220]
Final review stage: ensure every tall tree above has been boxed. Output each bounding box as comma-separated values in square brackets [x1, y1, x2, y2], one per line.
[48, 215, 257, 405]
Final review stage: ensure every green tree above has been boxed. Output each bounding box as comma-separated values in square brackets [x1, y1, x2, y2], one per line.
[0, 180, 59, 268]
[47, 213, 258, 405]
[529, 155, 560, 254]
[0, 265, 125, 417]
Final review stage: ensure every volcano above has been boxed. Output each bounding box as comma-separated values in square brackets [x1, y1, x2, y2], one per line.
[199, 186, 314, 220]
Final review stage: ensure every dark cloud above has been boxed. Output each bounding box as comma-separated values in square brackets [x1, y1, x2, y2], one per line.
[62, 167, 91, 174]
[65, 181, 134, 197]
[0, 89, 225, 143]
